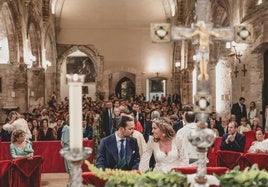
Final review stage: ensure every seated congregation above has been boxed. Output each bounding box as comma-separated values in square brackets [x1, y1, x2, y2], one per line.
[1, 97, 268, 187]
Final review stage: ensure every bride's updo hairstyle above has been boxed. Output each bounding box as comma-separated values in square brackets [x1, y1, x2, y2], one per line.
[152, 117, 175, 142]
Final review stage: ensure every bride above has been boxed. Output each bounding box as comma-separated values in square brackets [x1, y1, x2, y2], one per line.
[139, 118, 189, 173]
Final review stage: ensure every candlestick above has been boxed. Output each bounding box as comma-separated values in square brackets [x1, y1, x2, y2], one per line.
[66, 74, 85, 149]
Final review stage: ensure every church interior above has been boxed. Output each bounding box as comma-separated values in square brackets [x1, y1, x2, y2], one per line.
[0, 0, 268, 186]
[0, 0, 267, 124]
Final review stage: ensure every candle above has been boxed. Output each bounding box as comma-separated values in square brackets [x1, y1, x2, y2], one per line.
[67, 74, 85, 149]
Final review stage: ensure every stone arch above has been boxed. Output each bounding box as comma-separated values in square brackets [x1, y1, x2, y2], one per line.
[103, 67, 142, 100]
[2, 2, 20, 63]
[109, 72, 136, 99]
[56, 44, 104, 100]
[115, 76, 136, 100]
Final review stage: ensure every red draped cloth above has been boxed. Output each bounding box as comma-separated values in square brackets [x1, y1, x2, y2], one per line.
[11, 155, 43, 187]
[243, 153, 268, 170]
[0, 160, 12, 187]
[82, 172, 106, 187]
[216, 150, 243, 170]
[0, 140, 94, 173]
[171, 166, 228, 176]
[243, 130, 256, 152]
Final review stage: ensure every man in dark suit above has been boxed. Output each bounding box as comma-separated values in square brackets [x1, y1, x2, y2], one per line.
[96, 115, 140, 170]
[220, 121, 245, 152]
[132, 103, 145, 129]
[101, 101, 113, 137]
[231, 97, 247, 125]
[82, 119, 93, 140]
[170, 114, 183, 133]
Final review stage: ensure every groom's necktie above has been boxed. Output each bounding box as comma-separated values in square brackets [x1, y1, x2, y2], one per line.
[119, 139, 125, 159]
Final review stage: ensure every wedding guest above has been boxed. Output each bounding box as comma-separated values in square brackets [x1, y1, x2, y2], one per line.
[82, 119, 93, 140]
[61, 119, 71, 183]
[209, 119, 219, 137]
[112, 107, 121, 133]
[10, 129, 34, 159]
[55, 119, 63, 140]
[132, 129, 147, 157]
[96, 115, 140, 170]
[231, 97, 247, 125]
[251, 117, 262, 131]
[139, 118, 189, 173]
[170, 114, 182, 133]
[237, 117, 251, 134]
[101, 101, 113, 137]
[247, 101, 258, 125]
[3, 111, 32, 140]
[220, 121, 246, 152]
[143, 111, 153, 143]
[248, 129, 268, 153]
[31, 119, 40, 141]
[0, 123, 11, 141]
[218, 118, 229, 137]
[38, 119, 55, 140]
[265, 105, 268, 132]
[177, 111, 198, 165]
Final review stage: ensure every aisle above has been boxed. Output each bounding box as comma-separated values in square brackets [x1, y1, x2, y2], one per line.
[41, 173, 69, 187]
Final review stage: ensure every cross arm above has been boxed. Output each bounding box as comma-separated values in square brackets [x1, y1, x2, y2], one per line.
[211, 27, 234, 41]
[171, 27, 195, 41]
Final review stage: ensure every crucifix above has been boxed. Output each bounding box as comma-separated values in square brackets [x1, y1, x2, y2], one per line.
[242, 64, 247, 76]
[151, 2, 252, 81]
[234, 66, 239, 78]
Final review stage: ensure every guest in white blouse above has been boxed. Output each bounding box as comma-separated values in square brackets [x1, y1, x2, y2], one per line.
[248, 129, 268, 153]
[247, 101, 258, 125]
[139, 118, 189, 173]
[3, 111, 32, 140]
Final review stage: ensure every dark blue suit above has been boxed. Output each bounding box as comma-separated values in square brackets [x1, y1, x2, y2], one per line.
[83, 126, 93, 140]
[220, 132, 245, 152]
[96, 134, 140, 170]
[231, 102, 247, 125]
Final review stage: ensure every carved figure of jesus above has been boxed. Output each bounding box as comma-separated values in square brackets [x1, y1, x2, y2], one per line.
[178, 21, 225, 80]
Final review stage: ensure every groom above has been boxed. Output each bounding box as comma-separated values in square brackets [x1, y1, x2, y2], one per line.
[96, 115, 140, 170]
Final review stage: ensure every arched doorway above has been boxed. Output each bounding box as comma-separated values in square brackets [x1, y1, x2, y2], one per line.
[263, 50, 268, 130]
[115, 77, 135, 100]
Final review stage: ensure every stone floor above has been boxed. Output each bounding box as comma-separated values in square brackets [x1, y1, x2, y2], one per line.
[41, 173, 70, 187]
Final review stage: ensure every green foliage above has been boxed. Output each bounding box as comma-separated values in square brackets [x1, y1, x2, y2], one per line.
[84, 162, 268, 187]
[84, 161, 187, 187]
[217, 165, 268, 187]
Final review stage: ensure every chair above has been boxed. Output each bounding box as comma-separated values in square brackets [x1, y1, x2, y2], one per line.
[207, 137, 222, 167]
[216, 150, 243, 170]
[172, 166, 228, 176]
[82, 172, 106, 187]
[243, 130, 256, 152]
[11, 155, 43, 187]
[243, 153, 268, 171]
[0, 160, 12, 187]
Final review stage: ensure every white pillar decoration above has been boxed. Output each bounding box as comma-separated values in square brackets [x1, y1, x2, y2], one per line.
[66, 74, 85, 149]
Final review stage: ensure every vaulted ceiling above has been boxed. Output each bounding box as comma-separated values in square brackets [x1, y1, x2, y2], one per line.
[54, 0, 172, 33]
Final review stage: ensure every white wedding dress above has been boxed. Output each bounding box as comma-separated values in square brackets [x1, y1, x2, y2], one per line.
[139, 135, 189, 173]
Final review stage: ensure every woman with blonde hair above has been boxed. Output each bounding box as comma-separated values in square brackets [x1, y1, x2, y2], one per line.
[10, 129, 34, 159]
[139, 118, 189, 173]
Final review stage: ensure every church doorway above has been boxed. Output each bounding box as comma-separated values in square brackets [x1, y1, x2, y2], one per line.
[262, 50, 268, 128]
[115, 77, 135, 100]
